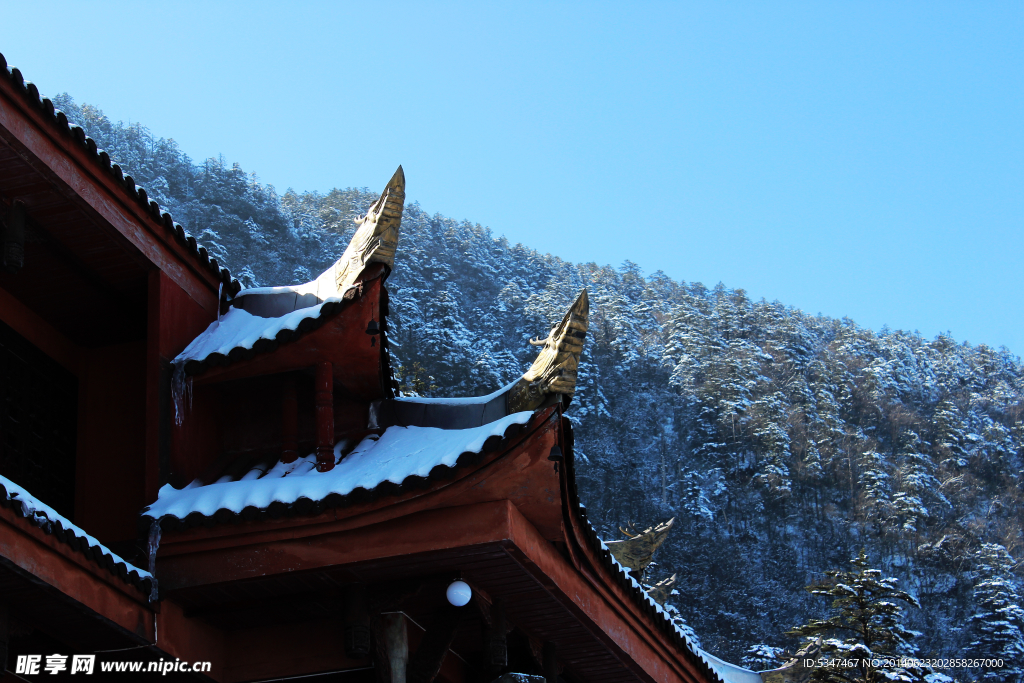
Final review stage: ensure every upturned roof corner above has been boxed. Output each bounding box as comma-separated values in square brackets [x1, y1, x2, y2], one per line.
[507, 288, 589, 413]
[338, 164, 405, 288]
[606, 517, 676, 574]
[231, 166, 406, 318]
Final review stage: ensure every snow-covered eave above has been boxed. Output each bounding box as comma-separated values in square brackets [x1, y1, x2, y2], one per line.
[695, 649, 763, 683]
[561, 427, 737, 683]
[141, 410, 539, 532]
[0, 475, 153, 594]
[174, 282, 364, 377]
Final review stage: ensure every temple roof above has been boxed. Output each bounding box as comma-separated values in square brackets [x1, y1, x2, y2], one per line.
[143, 410, 533, 524]
[171, 167, 406, 381]
[0, 54, 749, 683]
[0, 474, 152, 594]
[172, 280, 364, 376]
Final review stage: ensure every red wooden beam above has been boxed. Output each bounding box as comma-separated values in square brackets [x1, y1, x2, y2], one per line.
[0, 505, 153, 640]
[509, 503, 713, 683]
[146, 271, 218, 500]
[315, 360, 335, 472]
[0, 506, 232, 678]
[0, 284, 80, 374]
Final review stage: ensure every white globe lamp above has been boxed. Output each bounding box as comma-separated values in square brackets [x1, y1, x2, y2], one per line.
[446, 580, 472, 606]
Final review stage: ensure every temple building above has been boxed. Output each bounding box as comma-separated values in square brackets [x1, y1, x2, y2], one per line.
[0, 53, 762, 683]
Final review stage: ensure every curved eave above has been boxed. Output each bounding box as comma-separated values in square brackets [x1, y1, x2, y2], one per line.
[140, 409, 540, 533]
[560, 419, 725, 683]
[179, 266, 390, 381]
[0, 51, 239, 296]
[180, 287, 359, 378]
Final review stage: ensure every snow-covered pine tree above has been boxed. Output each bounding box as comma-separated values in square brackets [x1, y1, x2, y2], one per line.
[741, 644, 784, 671]
[787, 549, 925, 682]
[967, 543, 1024, 682]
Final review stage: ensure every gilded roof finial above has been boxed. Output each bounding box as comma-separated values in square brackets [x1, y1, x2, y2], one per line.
[647, 573, 677, 605]
[605, 518, 675, 573]
[230, 166, 406, 318]
[506, 289, 589, 413]
[332, 165, 405, 289]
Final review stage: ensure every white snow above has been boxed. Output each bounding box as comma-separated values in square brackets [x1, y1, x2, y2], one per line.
[173, 289, 351, 365]
[144, 411, 533, 520]
[395, 379, 517, 405]
[0, 474, 152, 580]
[696, 648, 763, 683]
[233, 257, 350, 301]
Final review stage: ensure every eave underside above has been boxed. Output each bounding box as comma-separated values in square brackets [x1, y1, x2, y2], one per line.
[155, 499, 707, 683]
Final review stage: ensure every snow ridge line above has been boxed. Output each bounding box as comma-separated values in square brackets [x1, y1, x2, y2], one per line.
[0, 475, 153, 595]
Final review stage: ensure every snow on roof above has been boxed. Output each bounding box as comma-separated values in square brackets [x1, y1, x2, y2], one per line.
[144, 411, 534, 521]
[0, 474, 152, 581]
[173, 290, 351, 366]
[695, 649, 763, 683]
[229, 258, 352, 306]
[394, 380, 513, 406]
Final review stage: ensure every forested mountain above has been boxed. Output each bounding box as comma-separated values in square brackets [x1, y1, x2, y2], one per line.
[54, 95, 1024, 678]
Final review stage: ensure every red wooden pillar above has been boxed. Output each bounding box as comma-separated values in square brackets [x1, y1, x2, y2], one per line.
[281, 374, 298, 464]
[315, 361, 335, 472]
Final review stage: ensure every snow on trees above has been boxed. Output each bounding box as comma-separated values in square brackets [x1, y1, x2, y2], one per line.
[788, 549, 926, 683]
[55, 93, 1024, 666]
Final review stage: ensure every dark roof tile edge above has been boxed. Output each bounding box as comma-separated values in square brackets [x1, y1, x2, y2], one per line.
[139, 414, 531, 533]
[180, 288, 360, 377]
[0, 51, 240, 297]
[561, 420, 724, 683]
[0, 481, 153, 596]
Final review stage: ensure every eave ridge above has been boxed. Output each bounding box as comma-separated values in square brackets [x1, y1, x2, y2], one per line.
[0, 474, 153, 596]
[174, 271, 383, 377]
[559, 420, 729, 683]
[0, 51, 239, 296]
[140, 407, 551, 534]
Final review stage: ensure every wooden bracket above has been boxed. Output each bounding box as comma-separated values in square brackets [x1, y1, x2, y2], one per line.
[281, 374, 299, 464]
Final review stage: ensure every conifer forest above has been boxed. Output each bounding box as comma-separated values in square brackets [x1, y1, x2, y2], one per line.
[53, 95, 1024, 679]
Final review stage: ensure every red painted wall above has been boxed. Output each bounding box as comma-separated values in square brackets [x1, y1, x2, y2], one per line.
[74, 341, 147, 545]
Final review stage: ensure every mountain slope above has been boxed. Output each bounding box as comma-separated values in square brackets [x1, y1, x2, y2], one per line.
[52, 95, 1024, 670]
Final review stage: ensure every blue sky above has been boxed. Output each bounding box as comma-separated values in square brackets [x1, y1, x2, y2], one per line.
[3, 2, 1021, 354]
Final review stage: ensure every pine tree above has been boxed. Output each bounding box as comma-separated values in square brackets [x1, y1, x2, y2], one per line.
[741, 644, 784, 670]
[967, 544, 1024, 682]
[788, 549, 924, 682]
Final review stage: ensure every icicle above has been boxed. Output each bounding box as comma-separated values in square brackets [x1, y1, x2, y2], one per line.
[147, 519, 162, 602]
[216, 281, 223, 323]
[170, 360, 192, 427]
